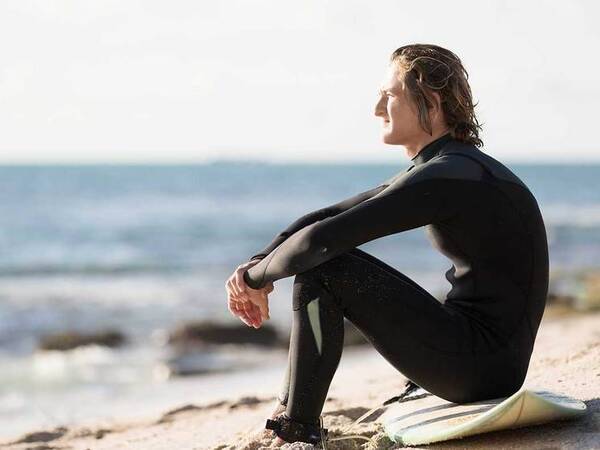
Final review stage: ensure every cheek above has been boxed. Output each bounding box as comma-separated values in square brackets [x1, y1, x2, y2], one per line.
[388, 100, 410, 124]
[389, 99, 419, 128]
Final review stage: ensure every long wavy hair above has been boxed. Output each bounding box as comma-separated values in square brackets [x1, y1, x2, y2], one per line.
[390, 44, 483, 148]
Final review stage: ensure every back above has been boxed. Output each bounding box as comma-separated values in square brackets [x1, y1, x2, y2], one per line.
[420, 140, 549, 354]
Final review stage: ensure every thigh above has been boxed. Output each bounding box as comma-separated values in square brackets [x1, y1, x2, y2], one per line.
[311, 248, 513, 402]
[318, 248, 473, 354]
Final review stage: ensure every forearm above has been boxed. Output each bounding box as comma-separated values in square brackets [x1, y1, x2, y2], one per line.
[243, 176, 449, 290]
[247, 183, 389, 262]
[244, 222, 329, 289]
[247, 207, 337, 261]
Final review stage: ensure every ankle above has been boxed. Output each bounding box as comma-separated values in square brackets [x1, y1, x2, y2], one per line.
[265, 412, 327, 445]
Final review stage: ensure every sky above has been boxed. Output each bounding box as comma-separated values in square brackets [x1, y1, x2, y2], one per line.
[0, 0, 598, 164]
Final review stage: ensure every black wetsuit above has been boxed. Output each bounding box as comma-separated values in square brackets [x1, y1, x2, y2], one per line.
[243, 133, 549, 425]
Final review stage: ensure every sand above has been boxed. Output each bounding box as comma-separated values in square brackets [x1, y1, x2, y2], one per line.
[1, 307, 598, 450]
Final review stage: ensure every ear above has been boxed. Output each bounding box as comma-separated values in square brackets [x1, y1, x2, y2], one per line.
[429, 91, 442, 117]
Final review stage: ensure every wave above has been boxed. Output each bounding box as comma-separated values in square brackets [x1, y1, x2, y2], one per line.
[542, 203, 600, 227]
[0, 262, 185, 277]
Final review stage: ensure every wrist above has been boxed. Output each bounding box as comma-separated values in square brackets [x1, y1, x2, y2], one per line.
[243, 268, 262, 290]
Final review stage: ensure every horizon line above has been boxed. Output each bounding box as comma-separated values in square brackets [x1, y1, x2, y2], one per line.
[1, 158, 600, 167]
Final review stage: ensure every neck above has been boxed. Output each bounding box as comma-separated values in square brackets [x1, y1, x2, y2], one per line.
[405, 128, 452, 159]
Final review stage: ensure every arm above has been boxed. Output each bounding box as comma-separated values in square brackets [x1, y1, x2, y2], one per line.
[246, 171, 406, 262]
[243, 170, 452, 289]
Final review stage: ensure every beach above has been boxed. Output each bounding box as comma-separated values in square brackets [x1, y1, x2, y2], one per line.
[1, 164, 599, 449]
[1, 305, 597, 450]
[2, 1, 599, 447]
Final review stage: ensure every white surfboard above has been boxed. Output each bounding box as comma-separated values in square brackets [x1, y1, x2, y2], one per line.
[378, 387, 587, 446]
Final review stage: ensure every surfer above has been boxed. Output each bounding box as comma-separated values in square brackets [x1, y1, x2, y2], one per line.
[225, 43, 549, 446]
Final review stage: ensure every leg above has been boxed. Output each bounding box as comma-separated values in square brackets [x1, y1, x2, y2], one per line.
[283, 248, 523, 424]
[284, 260, 345, 424]
[277, 328, 291, 406]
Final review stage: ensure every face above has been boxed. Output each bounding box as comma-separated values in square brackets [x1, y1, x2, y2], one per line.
[374, 64, 425, 145]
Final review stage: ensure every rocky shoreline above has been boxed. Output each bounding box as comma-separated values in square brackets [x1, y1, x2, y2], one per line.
[1, 305, 598, 449]
[30, 269, 600, 381]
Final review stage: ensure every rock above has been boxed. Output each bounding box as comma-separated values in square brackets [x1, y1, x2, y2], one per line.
[38, 330, 126, 351]
[547, 292, 576, 305]
[163, 321, 286, 378]
[228, 396, 263, 409]
[168, 320, 282, 348]
[14, 426, 68, 443]
[162, 349, 238, 377]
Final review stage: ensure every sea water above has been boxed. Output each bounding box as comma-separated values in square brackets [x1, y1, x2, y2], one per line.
[0, 161, 598, 439]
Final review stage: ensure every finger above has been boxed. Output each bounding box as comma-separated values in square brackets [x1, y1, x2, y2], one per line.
[230, 277, 249, 302]
[239, 313, 254, 327]
[245, 302, 261, 328]
[241, 308, 257, 328]
[228, 299, 245, 317]
[257, 293, 269, 321]
[243, 302, 261, 328]
[229, 304, 247, 325]
[230, 294, 248, 303]
[228, 301, 237, 316]
[227, 290, 245, 308]
[251, 295, 268, 323]
[229, 297, 249, 316]
[265, 293, 270, 319]
[227, 278, 243, 299]
[229, 297, 247, 315]
[234, 269, 250, 300]
[233, 302, 254, 327]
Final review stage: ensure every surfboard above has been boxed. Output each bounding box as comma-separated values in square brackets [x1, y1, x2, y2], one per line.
[378, 386, 587, 446]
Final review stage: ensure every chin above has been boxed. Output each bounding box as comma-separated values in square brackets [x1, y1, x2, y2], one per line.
[381, 126, 405, 145]
[381, 134, 403, 145]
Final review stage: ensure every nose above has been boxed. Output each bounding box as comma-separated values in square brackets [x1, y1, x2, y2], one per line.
[374, 94, 386, 118]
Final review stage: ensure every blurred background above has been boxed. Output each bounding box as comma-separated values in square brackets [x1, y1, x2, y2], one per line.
[1, 0, 599, 440]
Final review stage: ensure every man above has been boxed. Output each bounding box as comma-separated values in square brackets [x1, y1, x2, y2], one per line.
[226, 44, 549, 446]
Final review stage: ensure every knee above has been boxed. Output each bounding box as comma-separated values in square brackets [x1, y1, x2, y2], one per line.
[292, 270, 328, 311]
[295, 251, 354, 282]
[292, 254, 351, 310]
[292, 254, 344, 292]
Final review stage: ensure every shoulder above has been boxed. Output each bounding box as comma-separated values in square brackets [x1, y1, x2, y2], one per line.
[393, 154, 485, 189]
[437, 141, 528, 189]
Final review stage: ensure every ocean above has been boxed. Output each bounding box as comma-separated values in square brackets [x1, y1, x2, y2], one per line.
[0, 161, 599, 438]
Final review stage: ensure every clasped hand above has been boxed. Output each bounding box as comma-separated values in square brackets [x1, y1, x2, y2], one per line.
[225, 259, 274, 328]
